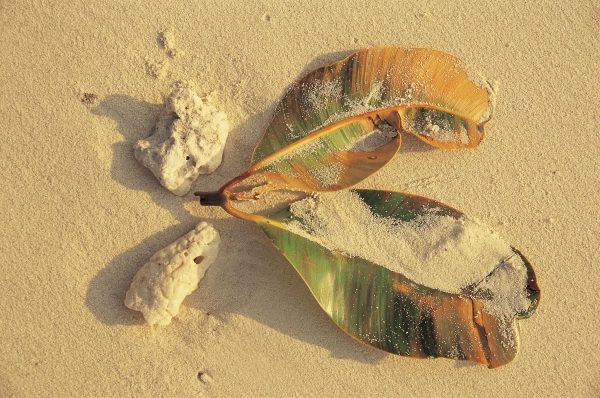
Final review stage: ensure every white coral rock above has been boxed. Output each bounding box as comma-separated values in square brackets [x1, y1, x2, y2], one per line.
[134, 87, 230, 195]
[124, 222, 220, 326]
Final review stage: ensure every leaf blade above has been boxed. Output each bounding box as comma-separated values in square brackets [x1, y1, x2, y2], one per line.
[251, 47, 493, 192]
[257, 189, 539, 367]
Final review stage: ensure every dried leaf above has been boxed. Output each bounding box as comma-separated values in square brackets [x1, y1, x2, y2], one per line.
[254, 190, 539, 367]
[247, 47, 492, 192]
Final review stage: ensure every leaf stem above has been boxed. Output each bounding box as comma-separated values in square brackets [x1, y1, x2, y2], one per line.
[194, 172, 265, 224]
[193, 191, 227, 206]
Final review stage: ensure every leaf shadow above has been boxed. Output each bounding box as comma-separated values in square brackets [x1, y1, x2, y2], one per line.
[297, 50, 354, 77]
[188, 215, 387, 365]
[399, 132, 436, 153]
[87, 93, 383, 364]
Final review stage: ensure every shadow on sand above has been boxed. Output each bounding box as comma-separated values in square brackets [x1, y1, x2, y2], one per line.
[86, 50, 441, 364]
[86, 93, 386, 364]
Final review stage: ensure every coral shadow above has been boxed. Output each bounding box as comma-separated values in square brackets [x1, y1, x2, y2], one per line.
[87, 94, 197, 325]
[90, 95, 191, 222]
[85, 222, 187, 326]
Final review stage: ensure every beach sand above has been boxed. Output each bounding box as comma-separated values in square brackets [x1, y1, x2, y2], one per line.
[1, 1, 599, 396]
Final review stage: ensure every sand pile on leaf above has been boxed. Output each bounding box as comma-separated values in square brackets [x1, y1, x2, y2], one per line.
[287, 190, 531, 319]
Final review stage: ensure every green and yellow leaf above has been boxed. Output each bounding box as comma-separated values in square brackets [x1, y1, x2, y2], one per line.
[254, 190, 539, 368]
[247, 47, 493, 193]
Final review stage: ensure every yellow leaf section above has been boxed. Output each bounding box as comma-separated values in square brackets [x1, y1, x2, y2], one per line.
[250, 48, 491, 192]
[348, 47, 492, 149]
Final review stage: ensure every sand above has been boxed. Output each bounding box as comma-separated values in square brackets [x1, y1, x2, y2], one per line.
[1, 1, 598, 397]
[287, 191, 523, 295]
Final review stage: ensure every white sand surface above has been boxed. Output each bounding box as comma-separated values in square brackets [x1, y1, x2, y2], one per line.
[1, 1, 599, 396]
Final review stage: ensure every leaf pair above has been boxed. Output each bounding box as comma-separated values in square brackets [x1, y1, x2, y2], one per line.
[199, 47, 539, 368]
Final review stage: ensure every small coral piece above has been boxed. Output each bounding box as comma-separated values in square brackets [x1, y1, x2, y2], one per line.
[124, 222, 220, 326]
[158, 29, 181, 58]
[135, 87, 230, 195]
